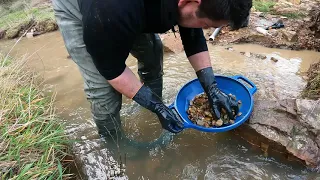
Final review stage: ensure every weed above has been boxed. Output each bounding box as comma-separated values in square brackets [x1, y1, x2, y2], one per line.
[253, 0, 276, 12]
[0, 55, 73, 179]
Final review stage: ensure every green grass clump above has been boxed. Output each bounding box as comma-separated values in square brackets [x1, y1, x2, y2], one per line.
[253, 0, 276, 12]
[0, 54, 73, 179]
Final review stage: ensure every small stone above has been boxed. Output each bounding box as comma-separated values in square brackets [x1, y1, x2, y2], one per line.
[216, 120, 223, 127]
[229, 120, 235, 124]
[212, 121, 216, 126]
[245, 52, 252, 58]
[204, 122, 210, 128]
[271, 57, 279, 62]
[204, 111, 211, 117]
[255, 54, 267, 59]
[204, 117, 212, 121]
[238, 112, 243, 116]
[240, 51, 245, 55]
[196, 119, 205, 126]
[238, 100, 242, 104]
[302, 76, 309, 80]
[225, 47, 234, 51]
[26, 32, 34, 38]
[282, 30, 298, 42]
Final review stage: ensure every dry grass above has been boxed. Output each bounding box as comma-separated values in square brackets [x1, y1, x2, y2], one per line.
[0, 53, 73, 179]
[302, 62, 320, 99]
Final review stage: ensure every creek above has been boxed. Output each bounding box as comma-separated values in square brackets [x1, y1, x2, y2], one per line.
[1, 31, 319, 179]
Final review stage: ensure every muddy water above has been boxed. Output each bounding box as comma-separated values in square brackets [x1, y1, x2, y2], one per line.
[1, 32, 320, 179]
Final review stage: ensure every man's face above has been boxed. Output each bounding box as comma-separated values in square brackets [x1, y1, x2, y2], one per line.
[177, 0, 228, 29]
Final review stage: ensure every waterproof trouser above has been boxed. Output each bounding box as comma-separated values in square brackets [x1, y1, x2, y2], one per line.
[52, 0, 164, 137]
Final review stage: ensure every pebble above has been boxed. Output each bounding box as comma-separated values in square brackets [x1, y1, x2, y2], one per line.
[255, 54, 267, 59]
[216, 120, 223, 127]
[271, 57, 279, 62]
[225, 47, 234, 51]
[245, 52, 252, 58]
[197, 119, 205, 126]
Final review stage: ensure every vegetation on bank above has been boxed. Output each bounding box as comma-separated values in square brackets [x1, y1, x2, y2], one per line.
[253, 0, 276, 13]
[252, 0, 306, 19]
[0, 54, 73, 179]
[302, 62, 320, 99]
[0, 0, 56, 39]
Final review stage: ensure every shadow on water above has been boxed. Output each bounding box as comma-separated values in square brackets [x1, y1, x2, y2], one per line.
[1, 31, 319, 179]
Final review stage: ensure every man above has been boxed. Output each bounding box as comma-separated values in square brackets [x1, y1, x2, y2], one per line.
[52, 0, 252, 137]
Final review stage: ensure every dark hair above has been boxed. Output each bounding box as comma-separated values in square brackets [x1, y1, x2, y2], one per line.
[196, 0, 252, 30]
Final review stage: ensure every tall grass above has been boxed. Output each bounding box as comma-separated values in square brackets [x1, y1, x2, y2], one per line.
[0, 53, 73, 179]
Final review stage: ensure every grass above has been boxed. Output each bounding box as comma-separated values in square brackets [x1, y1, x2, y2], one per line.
[253, 0, 276, 13]
[0, 4, 54, 31]
[0, 54, 73, 179]
[279, 12, 306, 19]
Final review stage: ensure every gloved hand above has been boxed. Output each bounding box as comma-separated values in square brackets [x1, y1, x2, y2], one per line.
[196, 67, 239, 120]
[133, 85, 184, 133]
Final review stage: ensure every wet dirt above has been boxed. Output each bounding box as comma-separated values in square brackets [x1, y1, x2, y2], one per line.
[1, 31, 320, 179]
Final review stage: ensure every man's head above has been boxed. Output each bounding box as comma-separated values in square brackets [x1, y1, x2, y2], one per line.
[177, 0, 252, 30]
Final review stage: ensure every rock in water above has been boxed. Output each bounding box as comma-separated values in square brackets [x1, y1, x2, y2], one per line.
[271, 57, 279, 62]
[234, 99, 320, 170]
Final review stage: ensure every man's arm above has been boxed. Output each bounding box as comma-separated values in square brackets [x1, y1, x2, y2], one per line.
[178, 26, 210, 71]
[108, 67, 142, 99]
[82, 0, 144, 99]
[188, 51, 212, 72]
[178, 26, 239, 120]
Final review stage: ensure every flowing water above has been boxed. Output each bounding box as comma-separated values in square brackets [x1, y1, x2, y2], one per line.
[1, 32, 320, 179]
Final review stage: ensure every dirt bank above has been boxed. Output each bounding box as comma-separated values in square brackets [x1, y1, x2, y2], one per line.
[206, 3, 320, 52]
[0, 1, 57, 40]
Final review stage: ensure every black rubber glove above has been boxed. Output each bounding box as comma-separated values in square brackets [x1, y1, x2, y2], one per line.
[133, 85, 184, 133]
[196, 67, 239, 120]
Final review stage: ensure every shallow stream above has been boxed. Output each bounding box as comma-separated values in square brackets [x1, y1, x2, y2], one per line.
[1, 32, 319, 179]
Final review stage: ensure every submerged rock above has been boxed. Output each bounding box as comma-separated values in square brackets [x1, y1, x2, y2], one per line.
[234, 99, 320, 171]
[72, 139, 129, 180]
